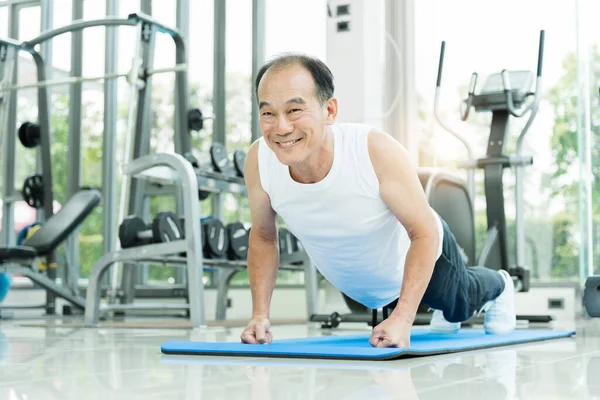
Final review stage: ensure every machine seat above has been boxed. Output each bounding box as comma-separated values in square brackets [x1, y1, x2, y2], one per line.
[0, 246, 37, 264]
[22, 190, 101, 256]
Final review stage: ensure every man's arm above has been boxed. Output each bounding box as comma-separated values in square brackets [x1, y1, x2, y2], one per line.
[244, 140, 280, 319]
[368, 130, 440, 325]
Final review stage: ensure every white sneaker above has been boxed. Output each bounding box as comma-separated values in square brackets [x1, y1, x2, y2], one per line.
[482, 270, 516, 335]
[429, 309, 461, 334]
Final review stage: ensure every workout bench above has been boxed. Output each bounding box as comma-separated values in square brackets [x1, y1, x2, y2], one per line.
[0, 190, 101, 314]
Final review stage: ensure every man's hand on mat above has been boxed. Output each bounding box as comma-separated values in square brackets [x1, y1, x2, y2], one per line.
[369, 316, 411, 348]
[241, 317, 273, 344]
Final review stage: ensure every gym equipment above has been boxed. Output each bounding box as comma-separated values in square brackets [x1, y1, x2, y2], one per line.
[0, 190, 100, 314]
[226, 222, 249, 260]
[16, 222, 41, 246]
[342, 292, 368, 314]
[22, 174, 45, 209]
[119, 212, 183, 249]
[279, 228, 303, 255]
[417, 170, 476, 265]
[187, 108, 205, 131]
[16, 222, 47, 271]
[432, 30, 546, 293]
[184, 143, 246, 200]
[160, 328, 575, 360]
[182, 153, 211, 201]
[279, 228, 293, 253]
[0, 43, 186, 93]
[584, 276, 600, 317]
[202, 218, 229, 259]
[18, 121, 41, 148]
[209, 142, 230, 173]
[183, 143, 234, 176]
[0, 273, 10, 303]
[233, 150, 246, 178]
[0, 63, 187, 92]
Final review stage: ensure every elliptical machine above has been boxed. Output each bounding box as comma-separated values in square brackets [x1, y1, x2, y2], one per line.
[429, 30, 545, 295]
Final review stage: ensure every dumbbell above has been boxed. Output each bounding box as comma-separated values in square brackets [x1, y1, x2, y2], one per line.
[182, 152, 212, 201]
[178, 216, 231, 259]
[18, 121, 41, 148]
[279, 227, 305, 264]
[232, 150, 246, 178]
[186, 142, 232, 175]
[183, 144, 234, 201]
[119, 211, 183, 249]
[184, 143, 246, 179]
[226, 222, 249, 260]
[202, 218, 229, 259]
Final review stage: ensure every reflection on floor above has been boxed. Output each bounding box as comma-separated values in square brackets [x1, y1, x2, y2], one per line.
[0, 317, 597, 400]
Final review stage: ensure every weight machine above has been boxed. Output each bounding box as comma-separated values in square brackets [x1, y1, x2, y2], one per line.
[0, 13, 191, 317]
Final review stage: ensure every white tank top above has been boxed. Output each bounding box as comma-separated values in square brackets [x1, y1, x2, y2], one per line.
[258, 122, 444, 309]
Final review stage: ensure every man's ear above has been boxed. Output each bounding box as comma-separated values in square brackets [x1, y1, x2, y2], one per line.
[325, 97, 338, 125]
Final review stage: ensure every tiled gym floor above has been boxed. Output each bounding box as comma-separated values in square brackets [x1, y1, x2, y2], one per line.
[0, 318, 596, 399]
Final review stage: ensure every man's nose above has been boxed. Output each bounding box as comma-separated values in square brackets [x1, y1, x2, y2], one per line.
[276, 115, 294, 135]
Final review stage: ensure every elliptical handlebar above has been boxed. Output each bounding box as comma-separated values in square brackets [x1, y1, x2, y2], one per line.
[460, 73, 478, 121]
[433, 41, 476, 207]
[433, 41, 475, 163]
[503, 31, 544, 119]
[502, 70, 534, 118]
[435, 41, 445, 88]
[514, 29, 545, 155]
[536, 30, 545, 79]
[435, 30, 545, 156]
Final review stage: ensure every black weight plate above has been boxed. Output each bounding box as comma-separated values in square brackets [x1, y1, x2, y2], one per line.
[233, 150, 246, 177]
[584, 276, 600, 318]
[152, 211, 183, 243]
[183, 152, 200, 168]
[210, 143, 229, 172]
[119, 216, 147, 248]
[18, 122, 33, 148]
[226, 222, 248, 260]
[19, 122, 41, 148]
[198, 190, 210, 201]
[28, 123, 40, 147]
[203, 219, 228, 258]
[22, 174, 44, 209]
[187, 108, 204, 131]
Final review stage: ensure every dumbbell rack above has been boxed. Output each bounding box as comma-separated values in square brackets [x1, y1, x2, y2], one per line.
[84, 152, 320, 328]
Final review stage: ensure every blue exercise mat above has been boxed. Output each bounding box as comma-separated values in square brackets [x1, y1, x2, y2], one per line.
[160, 328, 575, 361]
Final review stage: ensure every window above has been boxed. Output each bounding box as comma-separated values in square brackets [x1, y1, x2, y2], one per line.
[415, 0, 583, 282]
[0, 6, 8, 37]
[15, 5, 41, 203]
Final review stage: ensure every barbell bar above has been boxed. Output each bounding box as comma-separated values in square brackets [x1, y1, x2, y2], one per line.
[0, 58, 187, 92]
